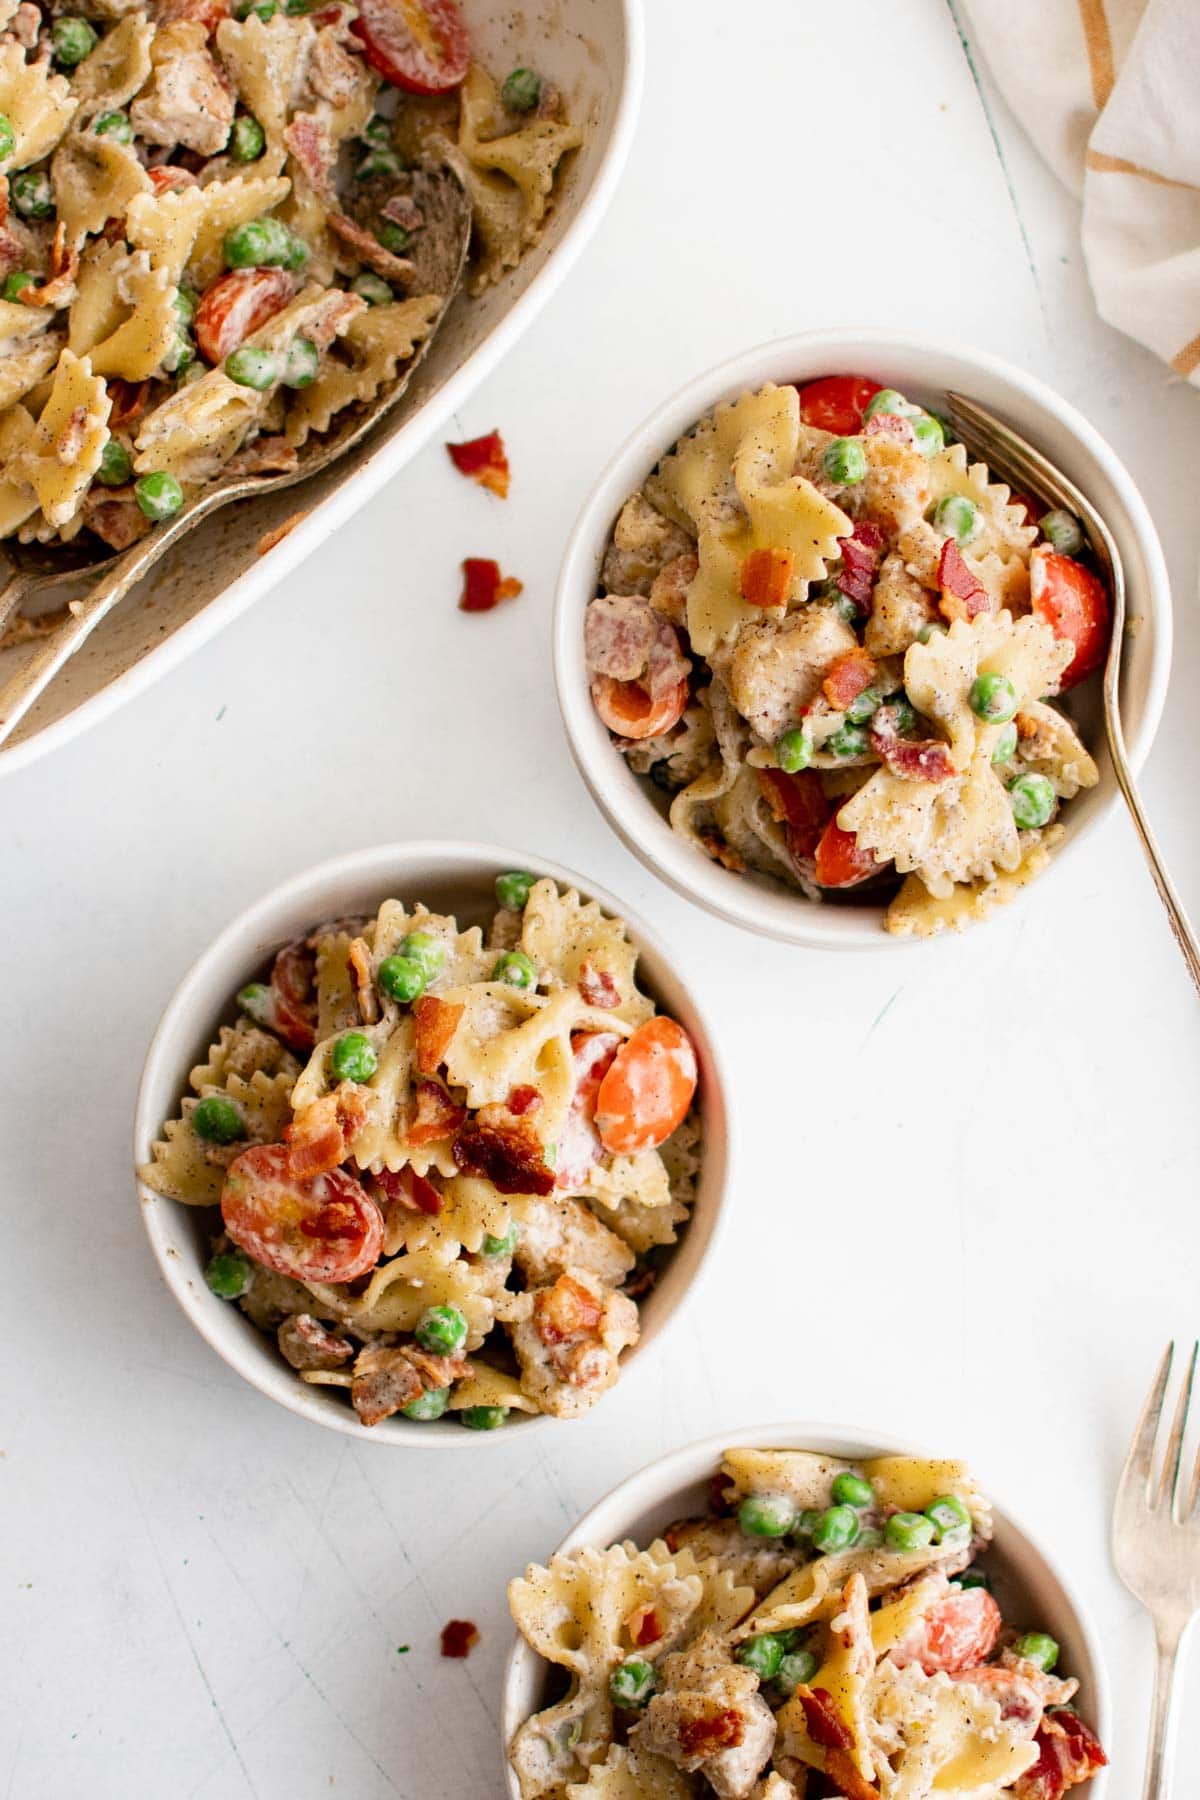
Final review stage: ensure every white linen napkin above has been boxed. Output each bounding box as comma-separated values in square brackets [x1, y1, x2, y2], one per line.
[966, 0, 1200, 382]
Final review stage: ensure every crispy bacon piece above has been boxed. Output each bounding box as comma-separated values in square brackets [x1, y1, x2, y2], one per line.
[697, 830, 745, 873]
[277, 1313, 354, 1371]
[534, 1273, 603, 1344]
[407, 1079, 466, 1147]
[55, 404, 88, 463]
[756, 767, 832, 863]
[836, 521, 886, 613]
[346, 934, 378, 1024]
[629, 1606, 662, 1648]
[459, 557, 523, 613]
[371, 1164, 443, 1216]
[506, 1084, 541, 1116]
[453, 1109, 554, 1195]
[938, 539, 989, 621]
[155, 0, 232, 32]
[284, 113, 336, 195]
[708, 1472, 734, 1516]
[257, 511, 308, 556]
[6, 3, 40, 48]
[226, 436, 299, 477]
[383, 193, 425, 233]
[824, 1747, 881, 1800]
[83, 490, 151, 552]
[795, 1687, 854, 1752]
[822, 646, 878, 711]
[440, 1620, 479, 1659]
[1013, 1710, 1107, 1799]
[285, 1084, 370, 1179]
[0, 224, 21, 281]
[869, 702, 955, 781]
[578, 961, 619, 1008]
[447, 429, 510, 498]
[863, 411, 916, 445]
[328, 209, 413, 282]
[107, 379, 150, 429]
[412, 995, 463, 1075]
[21, 223, 78, 308]
[676, 1706, 744, 1758]
[147, 165, 200, 193]
[739, 546, 794, 607]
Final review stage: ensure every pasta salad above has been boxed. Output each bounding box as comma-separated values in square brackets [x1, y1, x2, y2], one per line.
[584, 376, 1111, 938]
[138, 873, 701, 1429]
[508, 1447, 1107, 1799]
[0, 0, 579, 550]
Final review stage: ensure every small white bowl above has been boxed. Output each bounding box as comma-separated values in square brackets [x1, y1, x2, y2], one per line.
[134, 841, 731, 1447]
[501, 1422, 1111, 1797]
[553, 330, 1173, 949]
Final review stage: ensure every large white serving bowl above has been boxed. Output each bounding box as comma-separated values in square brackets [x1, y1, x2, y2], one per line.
[1, 0, 644, 778]
[502, 1422, 1111, 1797]
[134, 840, 731, 1447]
[553, 330, 1172, 948]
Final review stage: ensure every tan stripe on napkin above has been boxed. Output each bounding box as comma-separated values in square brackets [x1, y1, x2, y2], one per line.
[1086, 150, 1198, 191]
[1077, 0, 1115, 109]
[1171, 333, 1200, 378]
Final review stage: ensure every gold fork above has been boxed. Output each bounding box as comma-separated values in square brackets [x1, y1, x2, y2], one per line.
[945, 392, 1200, 995]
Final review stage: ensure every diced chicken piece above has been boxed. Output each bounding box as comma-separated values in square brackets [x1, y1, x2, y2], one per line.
[662, 1517, 799, 1599]
[631, 1631, 776, 1800]
[6, 3, 39, 47]
[131, 22, 234, 155]
[585, 592, 660, 680]
[350, 1341, 468, 1426]
[511, 1194, 635, 1288]
[601, 493, 695, 597]
[307, 25, 359, 106]
[896, 520, 943, 589]
[511, 1269, 638, 1419]
[225, 435, 299, 476]
[650, 550, 699, 628]
[277, 1312, 354, 1370]
[1014, 701, 1099, 799]
[856, 434, 930, 538]
[722, 607, 857, 741]
[864, 550, 937, 657]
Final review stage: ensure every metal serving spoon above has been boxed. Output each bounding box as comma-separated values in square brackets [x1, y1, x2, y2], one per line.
[946, 390, 1200, 995]
[0, 160, 470, 749]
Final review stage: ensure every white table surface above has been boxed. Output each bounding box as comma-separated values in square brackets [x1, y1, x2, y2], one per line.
[4, 1, 1200, 1794]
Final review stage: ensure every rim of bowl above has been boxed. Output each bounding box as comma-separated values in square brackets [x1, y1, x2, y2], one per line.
[553, 327, 1174, 950]
[134, 839, 733, 1448]
[500, 1419, 1112, 1797]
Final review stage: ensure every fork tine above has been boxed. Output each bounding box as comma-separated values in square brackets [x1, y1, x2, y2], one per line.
[1122, 1343, 1174, 1504]
[1163, 1341, 1200, 1517]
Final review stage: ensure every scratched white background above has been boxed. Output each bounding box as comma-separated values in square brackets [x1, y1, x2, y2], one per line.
[4, 1, 1200, 1794]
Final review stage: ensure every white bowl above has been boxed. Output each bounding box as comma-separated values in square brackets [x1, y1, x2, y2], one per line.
[1, 0, 644, 779]
[553, 329, 1173, 949]
[134, 840, 730, 1447]
[501, 1422, 1111, 1797]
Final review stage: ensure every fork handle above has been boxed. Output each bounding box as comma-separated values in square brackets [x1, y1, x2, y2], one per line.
[1143, 1617, 1192, 1798]
[1105, 700, 1200, 998]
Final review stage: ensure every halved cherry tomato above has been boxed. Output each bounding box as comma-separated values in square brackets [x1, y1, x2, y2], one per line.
[1007, 491, 1043, 528]
[1030, 545, 1110, 690]
[949, 1662, 1042, 1729]
[195, 268, 294, 365]
[1016, 1709, 1108, 1796]
[795, 374, 882, 436]
[221, 1144, 384, 1283]
[814, 819, 879, 888]
[590, 673, 689, 741]
[756, 767, 831, 862]
[555, 1030, 619, 1189]
[350, 0, 470, 94]
[595, 1017, 697, 1156]
[265, 937, 318, 1049]
[892, 1587, 1002, 1676]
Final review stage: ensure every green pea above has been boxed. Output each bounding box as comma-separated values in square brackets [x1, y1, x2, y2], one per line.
[460, 1405, 508, 1430]
[134, 471, 183, 521]
[776, 725, 812, 774]
[925, 1494, 972, 1541]
[738, 1492, 797, 1538]
[402, 930, 444, 980]
[916, 622, 946, 644]
[1008, 772, 1056, 830]
[856, 1527, 884, 1550]
[237, 980, 273, 1023]
[205, 1250, 252, 1298]
[192, 1094, 246, 1144]
[92, 109, 133, 143]
[378, 954, 425, 1004]
[283, 0, 311, 12]
[96, 438, 132, 487]
[495, 870, 536, 910]
[283, 335, 319, 389]
[174, 286, 197, 328]
[933, 494, 981, 547]
[735, 1634, 784, 1681]
[224, 346, 278, 390]
[831, 1472, 875, 1509]
[969, 671, 1017, 723]
[415, 1303, 467, 1356]
[52, 15, 98, 65]
[11, 169, 53, 220]
[1039, 509, 1084, 557]
[957, 1568, 991, 1592]
[911, 412, 945, 457]
[482, 1223, 518, 1257]
[351, 270, 393, 306]
[773, 1630, 808, 1653]
[811, 1505, 860, 1554]
[281, 233, 309, 272]
[609, 1657, 657, 1709]
[832, 592, 860, 626]
[0, 113, 13, 163]
[330, 1030, 377, 1083]
[826, 721, 870, 758]
[1013, 1632, 1059, 1673]
[502, 65, 543, 111]
[1, 270, 33, 301]
[234, 0, 276, 17]
[161, 332, 195, 375]
[177, 363, 205, 388]
[886, 693, 917, 735]
[362, 114, 392, 147]
[864, 387, 917, 420]
[493, 950, 536, 991]
[376, 220, 411, 255]
[792, 1509, 821, 1542]
[885, 1511, 936, 1552]
[845, 686, 881, 726]
[991, 722, 1018, 764]
[229, 114, 266, 162]
[822, 437, 867, 485]
[401, 1385, 450, 1421]
[776, 1649, 819, 1695]
[223, 214, 293, 269]
[355, 147, 402, 181]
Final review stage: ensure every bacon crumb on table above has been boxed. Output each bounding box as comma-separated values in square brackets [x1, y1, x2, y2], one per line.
[459, 557, 523, 613]
[256, 512, 309, 556]
[447, 429, 510, 498]
[440, 1620, 479, 1659]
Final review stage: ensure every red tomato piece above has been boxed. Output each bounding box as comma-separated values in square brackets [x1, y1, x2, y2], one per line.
[195, 268, 294, 365]
[221, 1144, 384, 1283]
[590, 673, 689, 740]
[950, 1663, 1042, 1730]
[263, 937, 318, 1050]
[555, 1030, 620, 1189]
[595, 1017, 697, 1156]
[892, 1587, 1002, 1675]
[459, 557, 523, 613]
[1007, 490, 1043, 528]
[1030, 545, 1110, 689]
[107, 378, 150, 428]
[350, 0, 470, 94]
[740, 547, 794, 607]
[795, 374, 882, 436]
[814, 819, 878, 888]
[446, 430, 510, 498]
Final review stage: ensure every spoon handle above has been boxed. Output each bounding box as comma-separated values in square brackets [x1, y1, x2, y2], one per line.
[0, 555, 143, 746]
[0, 566, 32, 640]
